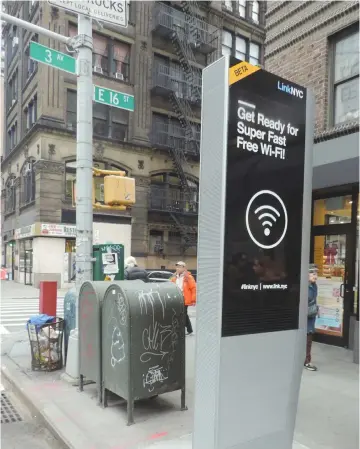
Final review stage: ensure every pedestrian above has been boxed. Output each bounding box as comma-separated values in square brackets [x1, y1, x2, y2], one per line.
[305, 264, 319, 371]
[170, 261, 196, 336]
[124, 256, 148, 281]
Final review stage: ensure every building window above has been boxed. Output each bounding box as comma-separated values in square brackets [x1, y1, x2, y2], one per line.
[24, 95, 37, 132]
[313, 195, 353, 226]
[7, 122, 17, 151]
[333, 28, 359, 125]
[66, 90, 77, 130]
[249, 42, 260, 65]
[68, 25, 130, 82]
[5, 176, 16, 214]
[251, 1, 259, 23]
[222, 31, 261, 66]
[93, 32, 109, 76]
[112, 40, 130, 82]
[111, 108, 129, 141]
[237, 0, 246, 18]
[21, 160, 36, 206]
[24, 35, 38, 83]
[223, 0, 233, 12]
[8, 69, 18, 109]
[222, 30, 233, 56]
[65, 160, 127, 202]
[235, 36, 246, 61]
[7, 25, 18, 64]
[93, 103, 109, 137]
[65, 161, 76, 199]
[66, 89, 128, 140]
[150, 172, 199, 214]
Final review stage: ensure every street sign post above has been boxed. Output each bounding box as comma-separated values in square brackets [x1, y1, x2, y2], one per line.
[94, 85, 134, 112]
[48, 0, 128, 28]
[30, 42, 76, 74]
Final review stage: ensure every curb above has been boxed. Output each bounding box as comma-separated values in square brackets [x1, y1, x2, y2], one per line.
[1, 356, 92, 449]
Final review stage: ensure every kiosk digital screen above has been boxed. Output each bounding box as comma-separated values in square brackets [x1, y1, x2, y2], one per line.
[222, 62, 307, 337]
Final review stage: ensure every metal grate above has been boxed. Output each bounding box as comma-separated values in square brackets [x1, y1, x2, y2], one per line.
[1, 392, 23, 424]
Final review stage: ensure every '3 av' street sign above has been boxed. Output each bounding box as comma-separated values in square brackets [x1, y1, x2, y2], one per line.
[30, 42, 76, 74]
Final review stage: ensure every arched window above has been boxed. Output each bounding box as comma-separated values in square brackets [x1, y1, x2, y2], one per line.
[252, 1, 259, 24]
[150, 172, 199, 214]
[21, 159, 36, 205]
[5, 175, 16, 214]
[65, 159, 128, 202]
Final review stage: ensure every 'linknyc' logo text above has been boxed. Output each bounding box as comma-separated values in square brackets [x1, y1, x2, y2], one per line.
[277, 81, 304, 99]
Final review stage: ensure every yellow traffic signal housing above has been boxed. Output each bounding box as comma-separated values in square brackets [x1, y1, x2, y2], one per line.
[72, 168, 136, 210]
[104, 175, 135, 206]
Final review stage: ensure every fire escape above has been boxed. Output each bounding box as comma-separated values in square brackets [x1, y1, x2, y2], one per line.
[152, 2, 218, 252]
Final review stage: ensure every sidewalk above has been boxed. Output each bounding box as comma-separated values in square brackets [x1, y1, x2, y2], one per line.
[1, 280, 69, 299]
[1, 328, 358, 449]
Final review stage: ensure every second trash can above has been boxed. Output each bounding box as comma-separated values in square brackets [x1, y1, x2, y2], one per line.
[101, 280, 186, 425]
[78, 281, 110, 405]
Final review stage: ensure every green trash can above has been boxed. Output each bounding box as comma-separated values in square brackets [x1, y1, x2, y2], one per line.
[93, 244, 124, 281]
[78, 281, 110, 405]
[101, 281, 186, 425]
[64, 288, 76, 363]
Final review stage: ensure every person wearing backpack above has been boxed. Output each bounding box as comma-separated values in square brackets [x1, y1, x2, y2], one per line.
[305, 264, 319, 371]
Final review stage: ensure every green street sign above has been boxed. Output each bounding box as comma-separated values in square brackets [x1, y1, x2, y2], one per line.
[30, 42, 76, 74]
[93, 85, 134, 112]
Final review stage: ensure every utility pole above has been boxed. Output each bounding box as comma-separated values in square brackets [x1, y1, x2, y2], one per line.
[72, 15, 94, 312]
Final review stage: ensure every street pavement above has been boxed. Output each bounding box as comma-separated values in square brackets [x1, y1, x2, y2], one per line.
[1, 379, 65, 449]
[1, 330, 358, 449]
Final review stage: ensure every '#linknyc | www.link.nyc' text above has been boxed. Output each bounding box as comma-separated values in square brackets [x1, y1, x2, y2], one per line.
[241, 284, 288, 291]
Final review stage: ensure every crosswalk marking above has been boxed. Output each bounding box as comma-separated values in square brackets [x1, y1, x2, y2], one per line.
[1, 297, 66, 333]
[0, 325, 10, 335]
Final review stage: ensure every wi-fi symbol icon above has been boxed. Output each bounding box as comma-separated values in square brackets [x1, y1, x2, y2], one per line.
[254, 205, 281, 237]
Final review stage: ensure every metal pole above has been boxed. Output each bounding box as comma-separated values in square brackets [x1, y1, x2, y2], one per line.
[75, 14, 93, 321]
[0, 12, 72, 46]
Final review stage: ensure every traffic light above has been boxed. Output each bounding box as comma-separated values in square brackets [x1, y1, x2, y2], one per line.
[71, 168, 136, 210]
[93, 167, 135, 210]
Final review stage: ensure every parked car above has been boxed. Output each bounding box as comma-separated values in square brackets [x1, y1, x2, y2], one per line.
[146, 270, 173, 283]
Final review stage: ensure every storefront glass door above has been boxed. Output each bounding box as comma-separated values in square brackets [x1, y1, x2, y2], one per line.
[24, 250, 33, 286]
[312, 231, 353, 346]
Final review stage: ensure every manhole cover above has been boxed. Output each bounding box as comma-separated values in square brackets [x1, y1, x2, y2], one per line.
[1, 391, 23, 424]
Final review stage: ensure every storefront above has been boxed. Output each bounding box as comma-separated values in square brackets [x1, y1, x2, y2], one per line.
[311, 187, 359, 349]
[13, 221, 132, 287]
[5, 240, 15, 281]
[14, 225, 36, 285]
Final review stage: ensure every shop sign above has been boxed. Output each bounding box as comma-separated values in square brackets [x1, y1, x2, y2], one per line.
[40, 223, 76, 238]
[14, 225, 35, 240]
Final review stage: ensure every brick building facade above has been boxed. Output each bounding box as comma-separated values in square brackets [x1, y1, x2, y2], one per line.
[264, 1, 359, 352]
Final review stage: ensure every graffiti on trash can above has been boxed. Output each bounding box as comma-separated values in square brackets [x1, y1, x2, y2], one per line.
[110, 326, 125, 367]
[138, 290, 166, 320]
[115, 292, 127, 326]
[143, 365, 168, 392]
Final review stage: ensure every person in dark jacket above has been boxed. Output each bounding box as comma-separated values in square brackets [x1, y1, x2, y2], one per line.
[305, 264, 319, 371]
[124, 256, 148, 281]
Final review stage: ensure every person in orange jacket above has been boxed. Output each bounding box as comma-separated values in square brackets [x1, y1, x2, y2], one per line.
[170, 261, 196, 335]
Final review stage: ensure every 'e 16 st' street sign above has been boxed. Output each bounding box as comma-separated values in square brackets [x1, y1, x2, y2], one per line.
[48, 0, 128, 28]
[30, 42, 76, 74]
[94, 85, 134, 112]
